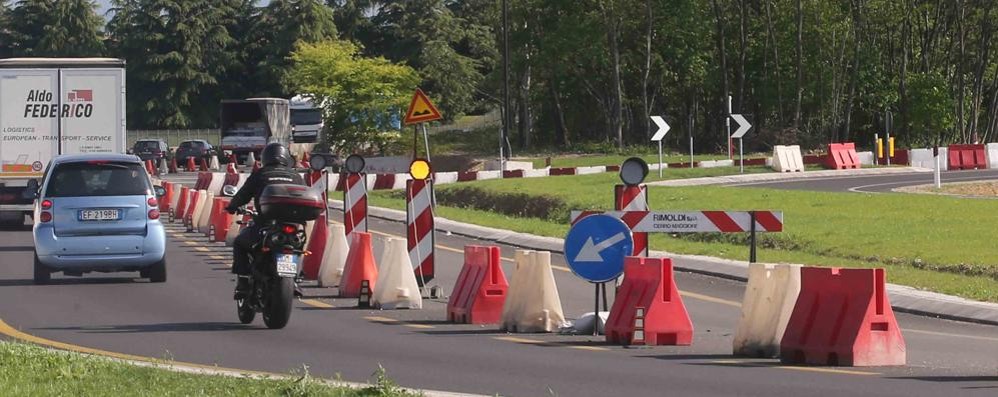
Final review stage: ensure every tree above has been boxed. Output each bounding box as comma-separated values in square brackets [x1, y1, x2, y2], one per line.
[5, 0, 104, 57]
[107, 0, 235, 129]
[255, 0, 338, 97]
[285, 40, 419, 153]
[0, 1, 11, 58]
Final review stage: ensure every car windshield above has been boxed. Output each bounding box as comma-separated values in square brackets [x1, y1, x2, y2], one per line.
[134, 141, 161, 151]
[291, 109, 322, 125]
[46, 162, 150, 197]
[178, 142, 204, 151]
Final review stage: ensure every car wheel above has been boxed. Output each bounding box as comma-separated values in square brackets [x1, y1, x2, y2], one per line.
[148, 259, 167, 283]
[33, 253, 50, 285]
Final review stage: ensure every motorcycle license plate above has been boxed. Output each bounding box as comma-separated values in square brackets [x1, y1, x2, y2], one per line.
[275, 254, 301, 277]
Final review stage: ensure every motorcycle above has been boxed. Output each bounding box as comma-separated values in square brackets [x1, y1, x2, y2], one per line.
[222, 182, 324, 329]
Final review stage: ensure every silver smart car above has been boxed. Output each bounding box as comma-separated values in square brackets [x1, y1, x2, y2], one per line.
[32, 153, 167, 284]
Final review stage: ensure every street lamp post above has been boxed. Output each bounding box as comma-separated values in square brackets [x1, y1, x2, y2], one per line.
[500, 0, 510, 173]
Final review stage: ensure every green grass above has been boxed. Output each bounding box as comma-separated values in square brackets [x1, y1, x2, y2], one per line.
[0, 341, 419, 397]
[516, 153, 767, 169]
[368, 171, 998, 302]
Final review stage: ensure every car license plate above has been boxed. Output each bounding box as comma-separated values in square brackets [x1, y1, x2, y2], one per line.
[275, 254, 300, 277]
[79, 209, 120, 221]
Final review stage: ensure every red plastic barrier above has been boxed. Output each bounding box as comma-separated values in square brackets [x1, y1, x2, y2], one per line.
[174, 186, 190, 223]
[252, 161, 261, 172]
[824, 142, 861, 170]
[185, 157, 196, 172]
[183, 190, 201, 226]
[372, 174, 396, 190]
[207, 197, 233, 240]
[502, 170, 524, 178]
[742, 157, 768, 166]
[301, 215, 328, 280]
[877, 149, 909, 166]
[334, 173, 347, 191]
[549, 167, 576, 176]
[193, 172, 208, 190]
[606, 257, 693, 346]
[780, 267, 906, 366]
[457, 171, 477, 182]
[802, 154, 823, 165]
[947, 144, 987, 170]
[159, 182, 174, 213]
[606, 165, 621, 172]
[667, 162, 698, 168]
[447, 246, 508, 324]
[223, 172, 240, 190]
[339, 232, 379, 298]
[199, 158, 209, 172]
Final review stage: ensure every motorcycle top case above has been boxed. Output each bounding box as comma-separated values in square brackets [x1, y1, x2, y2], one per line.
[258, 184, 324, 222]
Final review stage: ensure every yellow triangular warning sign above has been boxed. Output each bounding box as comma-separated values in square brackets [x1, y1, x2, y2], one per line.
[404, 88, 443, 125]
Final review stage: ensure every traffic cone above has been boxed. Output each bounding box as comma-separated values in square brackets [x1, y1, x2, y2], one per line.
[185, 157, 196, 172]
[339, 232, 378, 298]
[158, 158, 169, 175]
[318, 223, 349, 287]
[145, 160, 155, 176]
[372, 237, 422, 309]
[246, 152, 256, 166]
[209, 155, 220, 171]
[199, 158, 209, 172]
[169, 157, 179, 173]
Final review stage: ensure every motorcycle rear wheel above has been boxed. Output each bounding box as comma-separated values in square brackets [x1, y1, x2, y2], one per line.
[262, 277, 294, 329]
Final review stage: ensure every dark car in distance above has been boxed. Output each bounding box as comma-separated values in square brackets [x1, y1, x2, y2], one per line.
[131, 139, 169, 164]
[174, 140, 214, 166]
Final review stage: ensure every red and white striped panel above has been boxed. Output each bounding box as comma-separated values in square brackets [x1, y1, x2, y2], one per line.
[615, 184, 648, 256]
[406, 178, 434, 285]
[343, 173, 368, 238]
[570, 210, 783, 233]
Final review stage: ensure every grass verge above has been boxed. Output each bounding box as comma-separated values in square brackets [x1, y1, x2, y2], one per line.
[367, 172, 998, 302]
[0, 341, 419, 396]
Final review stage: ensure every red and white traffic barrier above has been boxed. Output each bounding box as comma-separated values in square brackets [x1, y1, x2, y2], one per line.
[406, 178, 435, 285]
[615, 185, 648, 256]
[343, 173, 368, 238]
[571, 210, 784, 233]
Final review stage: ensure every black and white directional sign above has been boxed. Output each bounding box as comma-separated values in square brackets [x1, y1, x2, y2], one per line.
[650, 116, 671, 141]
[730, 114, 752, 139]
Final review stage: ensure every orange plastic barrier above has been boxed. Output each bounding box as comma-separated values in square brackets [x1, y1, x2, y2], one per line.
[208, 197, 233, 242]
[780, 267, 906, 366]
[185, 157, 196, 172]
[182, 190, 201, 227]
[605, 257, 693, 346]
[447, 246, 508, 324]
[947, 144, 987, 170]
[145, 160, 156, 176]
[301, 216, 328, 280]
[159, 182, 174, 213]
[339, 232, 379, 298]
[824, 142, 861, 170]
[174, 186, 190, 223]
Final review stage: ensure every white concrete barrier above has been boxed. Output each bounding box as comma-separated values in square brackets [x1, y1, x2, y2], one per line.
[576, 166, 606, 175]
[772, 145, 804, 172]
[435, 172, 459, 184]
[189, 190, 211, 233]
[910, 147, 948, 170]
[857, 151, 875, 166]
[392, 173, 410, 190]
[987, 143, 998, 169]
[196, 192, 216, 235]
[699, 159, 735, 168]
[209, 156, 220, 171]
[732, 263, 802, 358]
[207, 172, 225, 195]
[522, 169, 550, 178]
[477, 170, 501, 180]
[168, 183, 182, 215]
[501, 250, 566, 333]
[319, 223, 350, 287]
[372, 237, 423, 309]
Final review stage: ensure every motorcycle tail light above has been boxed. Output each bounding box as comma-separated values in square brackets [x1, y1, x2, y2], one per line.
[282, 225, 296, 234]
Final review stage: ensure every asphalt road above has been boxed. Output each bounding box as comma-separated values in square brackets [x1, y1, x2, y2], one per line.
[729, 168, 998, 193]
[0, 175, 996, 396]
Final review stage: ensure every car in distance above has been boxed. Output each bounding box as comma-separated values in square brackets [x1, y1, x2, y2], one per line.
[32, 153, 167, 284]
[130, 139, 169, 164]
[174, 140, 214, 167]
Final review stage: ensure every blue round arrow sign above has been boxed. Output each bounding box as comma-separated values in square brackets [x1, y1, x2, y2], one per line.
[564, 214, 634, 283]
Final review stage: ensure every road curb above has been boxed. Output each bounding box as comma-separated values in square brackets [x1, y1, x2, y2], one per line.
[330, 200, 998, 327]
[648, 166, 933, 187]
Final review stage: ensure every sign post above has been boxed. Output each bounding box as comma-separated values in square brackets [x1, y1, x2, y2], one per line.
[730, 114, 752, 173]
[650, 116, 670, 177]
[564, 215, 634, 336]
[403, 88, 443, 161]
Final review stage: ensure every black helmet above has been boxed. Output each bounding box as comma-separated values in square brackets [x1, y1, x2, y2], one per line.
[261, 143, 291, 167]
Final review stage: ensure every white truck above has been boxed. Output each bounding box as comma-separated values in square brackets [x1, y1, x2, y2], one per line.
[0, 58, 126, 225]
[290, 95, 323, 143]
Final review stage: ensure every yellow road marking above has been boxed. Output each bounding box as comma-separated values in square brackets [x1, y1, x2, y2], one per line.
[365, 316, 399, 323]
[568, 345, 609, 352]
[183, 241, 198, 245]
[905, 328, 998, 342]
[403, 324, 435, 329]
[300, 299, 334, 309]
[679, 291, 741, 307]
[194, 247, 210, 252]
[210, 255, 227, 260]
[494, 336, 544, 344]
[774, 366, 878, 376]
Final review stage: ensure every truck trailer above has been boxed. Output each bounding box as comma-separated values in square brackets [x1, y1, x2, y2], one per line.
[0, 58, 126, 225]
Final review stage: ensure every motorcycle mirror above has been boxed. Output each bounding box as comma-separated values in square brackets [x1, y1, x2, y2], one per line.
[309, 153, 327, 171]
[222, 185, 238, 197]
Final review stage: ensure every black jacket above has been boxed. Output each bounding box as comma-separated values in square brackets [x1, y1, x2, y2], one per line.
[227, 165, 306, 214]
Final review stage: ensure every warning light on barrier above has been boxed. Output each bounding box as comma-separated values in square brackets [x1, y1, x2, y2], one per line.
[345, 154, 366, 174]
[620, 157, 649, 186]
[409, 158, 432, 180]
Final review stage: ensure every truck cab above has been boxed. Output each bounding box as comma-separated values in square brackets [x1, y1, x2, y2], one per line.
[290, 95, 323, 143]
[219, 98, 291, 163]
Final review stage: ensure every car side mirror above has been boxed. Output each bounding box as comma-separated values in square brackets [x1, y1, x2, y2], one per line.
[222, 185, 238, 197]
[154, 186, 166, 198]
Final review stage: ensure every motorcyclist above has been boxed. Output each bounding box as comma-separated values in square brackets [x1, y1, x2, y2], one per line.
[225, 143, 305, 299]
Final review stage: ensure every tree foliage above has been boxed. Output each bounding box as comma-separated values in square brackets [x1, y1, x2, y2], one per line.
[286, 39, 419, 153]
[3, 0, 104, 57]
[255, 0, 339, 97]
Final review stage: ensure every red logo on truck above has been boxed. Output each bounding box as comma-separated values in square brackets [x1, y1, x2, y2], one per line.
[67, 90, 93, 102]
